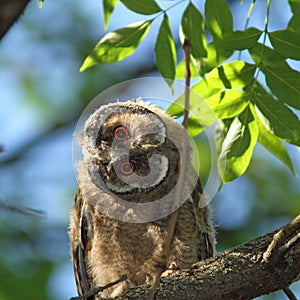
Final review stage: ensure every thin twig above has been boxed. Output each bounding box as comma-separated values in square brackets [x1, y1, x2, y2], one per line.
[263, 214, 300, 262]
[69, 275, 127, 300]
[146, 38, 192, 300]
[283, 287, 298, 300]
[0, 200, 45, 219]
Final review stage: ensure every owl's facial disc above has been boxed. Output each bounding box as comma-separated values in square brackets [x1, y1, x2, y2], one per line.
[105, 121, 170, 194]
[84, 103, 179, 199]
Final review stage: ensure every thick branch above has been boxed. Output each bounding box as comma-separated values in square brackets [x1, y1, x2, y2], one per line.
[0, 0, 31, 41]
[114, 215, 300, 300]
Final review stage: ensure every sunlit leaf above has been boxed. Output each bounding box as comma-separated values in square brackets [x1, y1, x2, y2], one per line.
[175, 59, 199, 78]
[168, 61, 255, 118]
[120, 0, 161, 15]
[80, 21, 151, 71]
[103, 0, 118, 29]
[167, 84, 220, 117]
[201, 42, 232, 73]
[155, 15, 176, 81]
[219, 107, 258, 182]
[186, 91, 250, 136]
[205, 0, 233, 40]
[190, 100, 218, 132]
[206, 90, 250, 119]
[253, 93, 300, 146]
[181, 2, 207, 58]
[188, 115, 211, 137]
[250, 105, 295, 175]
[220, 28, 262, 51]
[214, 119, 229, 155]
[195, 61, 256, 90]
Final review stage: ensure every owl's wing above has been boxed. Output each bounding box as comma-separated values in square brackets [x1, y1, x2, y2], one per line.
[70, 188, 94, 299]
[192, 178, 215, 259]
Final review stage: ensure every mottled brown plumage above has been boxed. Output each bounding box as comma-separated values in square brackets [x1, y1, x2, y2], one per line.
[69, 100, 215, 299]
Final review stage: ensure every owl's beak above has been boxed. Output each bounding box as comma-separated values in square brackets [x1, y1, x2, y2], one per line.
[140, 144, 158, 150]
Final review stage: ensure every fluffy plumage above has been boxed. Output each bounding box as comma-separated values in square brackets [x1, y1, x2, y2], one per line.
[69, 100, 215, 298]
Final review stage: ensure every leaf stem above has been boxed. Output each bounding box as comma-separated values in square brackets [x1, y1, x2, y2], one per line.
[253, 0, 271, 83]
[262, 0, 271, 46]
[154, 0, 188, 20]
[244, 0, 257, 31]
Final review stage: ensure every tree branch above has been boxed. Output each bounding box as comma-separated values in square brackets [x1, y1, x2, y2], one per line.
[113, 214, 300, 300]
[0, 0, 31, 41]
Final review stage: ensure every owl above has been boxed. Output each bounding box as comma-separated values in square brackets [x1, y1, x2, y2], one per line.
[69, 100, 215, 299]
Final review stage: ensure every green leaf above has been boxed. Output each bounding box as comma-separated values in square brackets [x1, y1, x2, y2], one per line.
[269, 30, 300, 60]
[167, 84, 220, 118]
[253, 93, 300, 146]
[250, 105, 295, 175]
[120, 0, 161, 15]
[187, 115, 207, 137]
[250, 44, 300, 110]
[103, 0, 118, 29]
[169, 61, 255, 117]
[175, 59, 199, 78]
[288, 0, 300, 32]
[169, 61, 255, 118]
[80, 21, 151, 71]
[201, 42, 232, 73]
[289, 0, 300, 15]
[205, 0, 233, 40]
[219, 107, 258, 182]
[155, 15, 176, 81]
[167, 83, 221, 117]
[220, 28, 262, 51]
[185, 91, 250, 136]
[194, 61, 256, 90]
[181, 2, 207, 58]
[262, 64, 300, 110]
[249, 43, 288, 67]
[288, 17, 300, 33]
[214, 120, 228, 155]
[206, 90, 250, 119]
[189, 99, 218, 132]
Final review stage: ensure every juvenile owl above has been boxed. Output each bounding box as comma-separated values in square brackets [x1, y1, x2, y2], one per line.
[69, 100, 215, 299]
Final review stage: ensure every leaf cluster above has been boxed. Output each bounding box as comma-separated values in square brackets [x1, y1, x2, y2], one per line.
[80, 0, 300, 183]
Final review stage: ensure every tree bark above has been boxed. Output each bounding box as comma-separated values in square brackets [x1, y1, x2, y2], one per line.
[0, 0, 31, 41]
[113, 214, 300, 300]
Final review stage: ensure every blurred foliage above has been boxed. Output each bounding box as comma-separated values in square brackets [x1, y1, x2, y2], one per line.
[0, 1, 299, 300]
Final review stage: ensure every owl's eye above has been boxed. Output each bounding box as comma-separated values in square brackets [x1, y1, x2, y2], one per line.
[114, 126, 129, 141]
[119, 161, 135, 175]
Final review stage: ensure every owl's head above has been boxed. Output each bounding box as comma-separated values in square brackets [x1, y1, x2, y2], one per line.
[80, 100, 186, 202]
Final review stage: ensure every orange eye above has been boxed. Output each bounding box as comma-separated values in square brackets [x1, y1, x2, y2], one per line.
[119, 161, 134, 175]
[114, 126, 129, 141]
